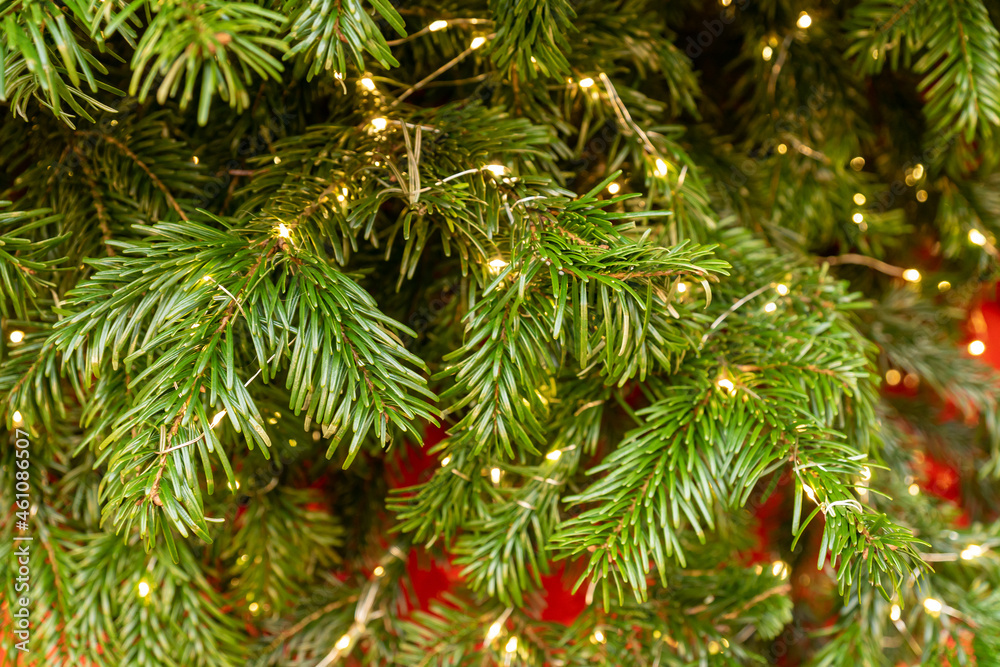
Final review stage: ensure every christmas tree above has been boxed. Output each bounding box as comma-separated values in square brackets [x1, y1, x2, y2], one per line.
[3, 0, 1000, 664]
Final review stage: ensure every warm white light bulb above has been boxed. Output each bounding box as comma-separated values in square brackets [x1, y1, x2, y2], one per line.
[277, 223, 291, 239]
[360, 77, 376, 91]
[654, 158, 668, 177]
[852, 213, 864, 224]
[371, 117, 388, 131]
[593, 629, 606, 643]
[336, 634, 351, 650]
[796, 11, 812, 28]
[579, 77, 595, 88]
[373, 565, 386, 577]
[546, 450, 562, 461]
[138, 581, 151, 598]
[607, 182, 620, 194]
[890, 604, 901, 621]
[484, 164, 506, 176]
[969, 229, 987, 246]
[488, 258, 509, 274]
[775, 284, 789, 295]
[9, 330, 24, 343]
[429, 20, 449, 31]
[762, 45, 773, 61]
[485, 621, 503, 643]
[961, 545, 983, 560]
[969, 340, 986, 356]
[853, 193, 866, 205]
[441, 456, 452, 467]
[923, 598, 942, 614]
[717, 378, 736, 395]
[470, 36, 487, 49]
[210, 410, 227, 428]
[764, 302, 777, 313]
[12, 410, 23, 424]
[902, 269, 921, 283]
[491, 468, 501, 484]
[505, 637, 518, 653]
[676, 282, 688, 293]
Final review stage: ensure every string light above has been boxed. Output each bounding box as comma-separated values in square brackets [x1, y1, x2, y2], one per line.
[916, 189, 928, 202]
[771, 560, 789, 579]
[654, 158, 668, 177]
[546, 450, 562, 461]
[902, 268, 921, 283]
[796, 11, 812, 28]
[488, 258, 509, 274]
[861, 466, 871, 481]
[853, 193, 866, 205]
[850, 156, 865, 171]
[470, 36, 487, 49]
[923, 598, 942, 615]
[9, 330, 24, 343]
[249, 602, 260, 613]
[335, 634, 351, 650]
[776, 143, 787, 154]
[210, 410, 227, 428]
[676, 282, 688, 293]
[592, 629, 606, 644]
[360, 77, 376, 91]
[485, 621, 503, 643]
[441, 456, 452, 467]
[802, 484, 816, 502]
[484, 164, 506, 176]
[228, 480, 241, 491]
[720, 0, 732, 5]
[885, 369, 901, 386]
[579, 77, 595, 88]
[373, 565, 386, 577]
[607, 182, 620, 194]
[969, 340, 986, 356]
[969, 229, 987, 246]
[913, 163, 924, 180]
[277, 223, 291, 239]
[12, 410, 23, 424]
[192, 155, 199, 164]
[852, 213, 863, 224]
[428, 20, 449, 31]
[505, 637, 518, 653]
[961, 545, 984, 560]
[717, 378, 736, 395]
[138, 580, 151, 598]
[937, 280, 951, 291]
[764, 302, 777, 313]
[762, 45, 773, 61]
[908, 483, 920, 496]
[890, 604, 901, 621]
[273, 156, 281, 164]
[491, 467, 501, 484]
[775, 283, 789, 295]
[371, 117, 388, 131]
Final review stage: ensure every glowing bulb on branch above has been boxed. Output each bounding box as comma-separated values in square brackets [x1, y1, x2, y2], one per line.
[969, 229, 987, 246]
[762, 45, 773, 61]
[484, 164, 506, 176]
[13, 411, 23, 424]
[428, 20, 449, 31]
[853, 193, 866, 205]
[717, 378, 736, 395]
[961, 545, 984, 560]
[470, 36, 487, 49]
[485, 621, 503, 643]
[277, 223, 291, 239]
[796, 11, 812, 28]
[491, 468, 501, 484]
[546, 450, 562, 461]
[654, 158, 668, 177]
[923, 598, 942, 614]
[9, 330, 24, 343]
[902, 268, 921, 283]
[335, 635, 351, 650]
[764, 302, 777, 313]
[775, 283, 789, 295]
[138, 581, 151, 598]
[969, 340, 986, 356]
[488, 258, 509, 274]
[890, 604, 901, 621]
[371, 117, 388, 131]
[505, 637, 518, 653]
[607, 182, 620, 194]
[360, 77, 376, 91]
[579, 77, 595, 88]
